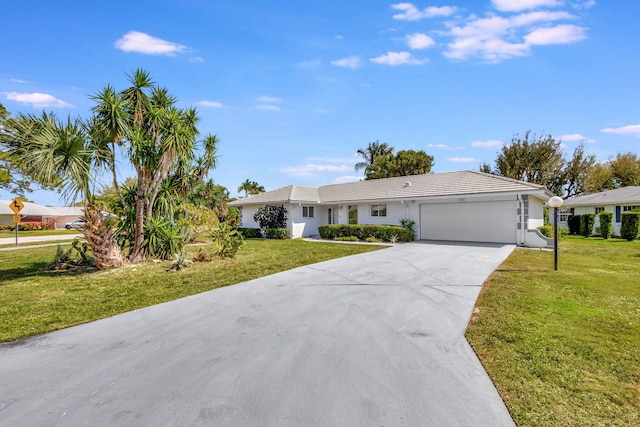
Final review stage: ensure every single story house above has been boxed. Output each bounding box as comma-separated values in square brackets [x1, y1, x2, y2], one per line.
[560, 186, 640, 236]
[0, 200, 84, 229]
[229, 170, 555, 248]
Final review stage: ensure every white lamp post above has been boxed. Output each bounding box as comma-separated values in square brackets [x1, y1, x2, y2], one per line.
[548, 196, 564, 270]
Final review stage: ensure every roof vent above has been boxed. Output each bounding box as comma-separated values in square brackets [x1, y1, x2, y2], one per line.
[404, 181, 411, 187]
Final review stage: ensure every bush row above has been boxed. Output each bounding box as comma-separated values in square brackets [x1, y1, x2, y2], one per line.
[318, 224, 412, 242]
[567, 212, 639, 240]
[237, 227, 262, 238]
[0, 222, 56, 231]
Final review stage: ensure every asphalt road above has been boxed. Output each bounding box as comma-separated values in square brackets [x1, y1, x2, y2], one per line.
[0, 241, 516, 426]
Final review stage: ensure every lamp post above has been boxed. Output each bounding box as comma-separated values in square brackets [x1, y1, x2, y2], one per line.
[548, 196, 564, 270]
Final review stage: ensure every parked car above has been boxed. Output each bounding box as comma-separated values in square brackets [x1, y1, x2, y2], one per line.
[65, 219, 87, 230]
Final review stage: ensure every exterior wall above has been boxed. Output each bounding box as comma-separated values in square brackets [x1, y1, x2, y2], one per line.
[0, 215, 14, 227]
[527, 198, 545, 229]
[333, 201, 418, 229]
[568, 205, 622, 236]
[239, 206, 262, 230]
[289, 204, 323, 238]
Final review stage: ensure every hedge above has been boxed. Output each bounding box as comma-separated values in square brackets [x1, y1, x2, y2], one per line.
[598, 211, 613, 239]
[580, 213, 595, 237]
[621, 212, 640, 241]
[318, 224, 412, 242]
[537, 225, 568, 239]
[265, 228, 290, 239]
[567, 215, 581, 235]
[237, 227, 262, 238]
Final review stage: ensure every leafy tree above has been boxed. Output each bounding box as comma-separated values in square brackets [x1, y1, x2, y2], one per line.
[355, 140, 394, 175]
[583, 152, 640, 193]
[238, 179, 265, 197]
[253, 205, 287, 231]
[366, 149, 434, 180]
[485, 132, 596, 198]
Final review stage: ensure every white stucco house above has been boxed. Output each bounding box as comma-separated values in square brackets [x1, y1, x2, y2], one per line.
[229, 170, 555, 248]
[0, 200, 84, 229]
[561, 186, 640, 236]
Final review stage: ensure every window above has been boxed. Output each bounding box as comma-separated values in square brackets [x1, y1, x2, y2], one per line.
[623, 205, 640, 212]
[238, 207, 243, 227]
[594, 207, 605, 214]
[302, 206, 314, 218]
[370, 204, 387, 217]
[559, 208, 570, 222]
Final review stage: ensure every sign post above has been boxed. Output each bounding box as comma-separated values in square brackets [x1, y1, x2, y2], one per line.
[9, 198, 24, 246]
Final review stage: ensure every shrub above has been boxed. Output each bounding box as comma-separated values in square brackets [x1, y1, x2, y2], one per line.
[567, 215, 581, 235]
[335, 236, 358, 241]
[45, 240, 96, 270]
[210, 222, 244, 258]
[599, 211, 613, 239]
[537, 225, 568, 239]
[253, 205, 287, 231]
[399, 219, 416, 241]
[580, 213, 595, 237]
[237, 227, 262, 238]
[143, 217, 186, 260]
[364, 236, 380, 243]
[621, 212, 640, 241]
[265, 228, 290, 239]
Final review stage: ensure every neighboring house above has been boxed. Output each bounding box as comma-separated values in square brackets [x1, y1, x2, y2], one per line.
[229, 170, 555, 248]
[0, 201, 84, 229]
[561, 186, 640, 236]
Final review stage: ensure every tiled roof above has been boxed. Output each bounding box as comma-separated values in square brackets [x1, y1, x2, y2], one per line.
[229, 171, 550, 206]
[564, 186, 640, 206]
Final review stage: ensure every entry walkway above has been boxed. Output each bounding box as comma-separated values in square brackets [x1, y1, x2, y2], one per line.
[0, 241, 516, 426]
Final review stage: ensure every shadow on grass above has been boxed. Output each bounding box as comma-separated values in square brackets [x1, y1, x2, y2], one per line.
[0, 263, 98, 283]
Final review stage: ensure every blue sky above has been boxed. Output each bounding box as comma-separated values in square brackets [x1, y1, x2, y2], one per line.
[2, 0, 639, 205]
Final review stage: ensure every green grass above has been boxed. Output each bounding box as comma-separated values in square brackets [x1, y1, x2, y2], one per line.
[0, 239, 384, 343]
[466, 236, 640, 427]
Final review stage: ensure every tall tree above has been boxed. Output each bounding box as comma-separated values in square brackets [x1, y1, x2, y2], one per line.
[366, 149, 434, 180]
[583, 152, 640, 193]
[354, 140, 394, 176]
[562, 145, 596, 198]
[238, 179, 265, 197]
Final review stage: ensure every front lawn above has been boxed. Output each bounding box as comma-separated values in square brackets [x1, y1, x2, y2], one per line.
[466, 236, 640, 426]
[0, 229, 80, 238]
[0, 239, 384, 343]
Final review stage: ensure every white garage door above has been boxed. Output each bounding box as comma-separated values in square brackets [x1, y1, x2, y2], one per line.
[420, 200, 517, 243]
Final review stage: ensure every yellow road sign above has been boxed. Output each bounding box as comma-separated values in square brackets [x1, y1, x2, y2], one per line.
[10, 198, 24, 214]
[13, 214, 21, 224]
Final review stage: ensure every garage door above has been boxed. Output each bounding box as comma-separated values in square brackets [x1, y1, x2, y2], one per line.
[420, 200, 517, 243]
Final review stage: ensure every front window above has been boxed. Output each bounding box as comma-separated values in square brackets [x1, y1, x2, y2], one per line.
[623, 205, 639, 212]
[559, 208, 570, 222]
[302, 206, 314, 218]
[594, 207, 605, 214]
[370, 204, 387, 217]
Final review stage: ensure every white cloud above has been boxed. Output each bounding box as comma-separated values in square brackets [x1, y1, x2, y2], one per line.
[296, 59, 322, 69]
[3, 92, 73, 108]
[10, 78, 28, 84]
[114, 31, 187, 55]
[258, 96, 283, 103]
[492, 0, 562, 12]
[449, 157, 480, 162]
[189, 56, 204, 63]
[444, 10, 586, 62]
[255, 104, 282, 111]
[370, 51, 423, 66]
[525, 24, 587, 45]
[406, 33, 436, 50]
[331, 56, 361, 69]
[392, 3, 458, 21]
[307, 156, 359, 163]
[601, 124, 640, 138]
[557, 133, 596, 143]
[471, 139, 504, 148]
[196, 101, 225, 108]
[426, 143, 462, 151]
[280, 164, 350, 176]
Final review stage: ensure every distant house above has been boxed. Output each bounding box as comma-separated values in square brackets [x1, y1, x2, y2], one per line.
[229, 170, 555, 248]
[561, 186, 640, 236]
[0, 200, 84, 229]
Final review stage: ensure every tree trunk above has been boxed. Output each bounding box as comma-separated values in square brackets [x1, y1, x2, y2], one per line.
[129, 186, 147, 263]
[82, 204, 126, 269]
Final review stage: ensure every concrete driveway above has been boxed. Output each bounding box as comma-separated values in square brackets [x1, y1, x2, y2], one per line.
[0, 241, 516, 426]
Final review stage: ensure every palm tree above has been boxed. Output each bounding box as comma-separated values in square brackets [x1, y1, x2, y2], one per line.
[238, 179, 265, 197]
[354, 141, 394, 174]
